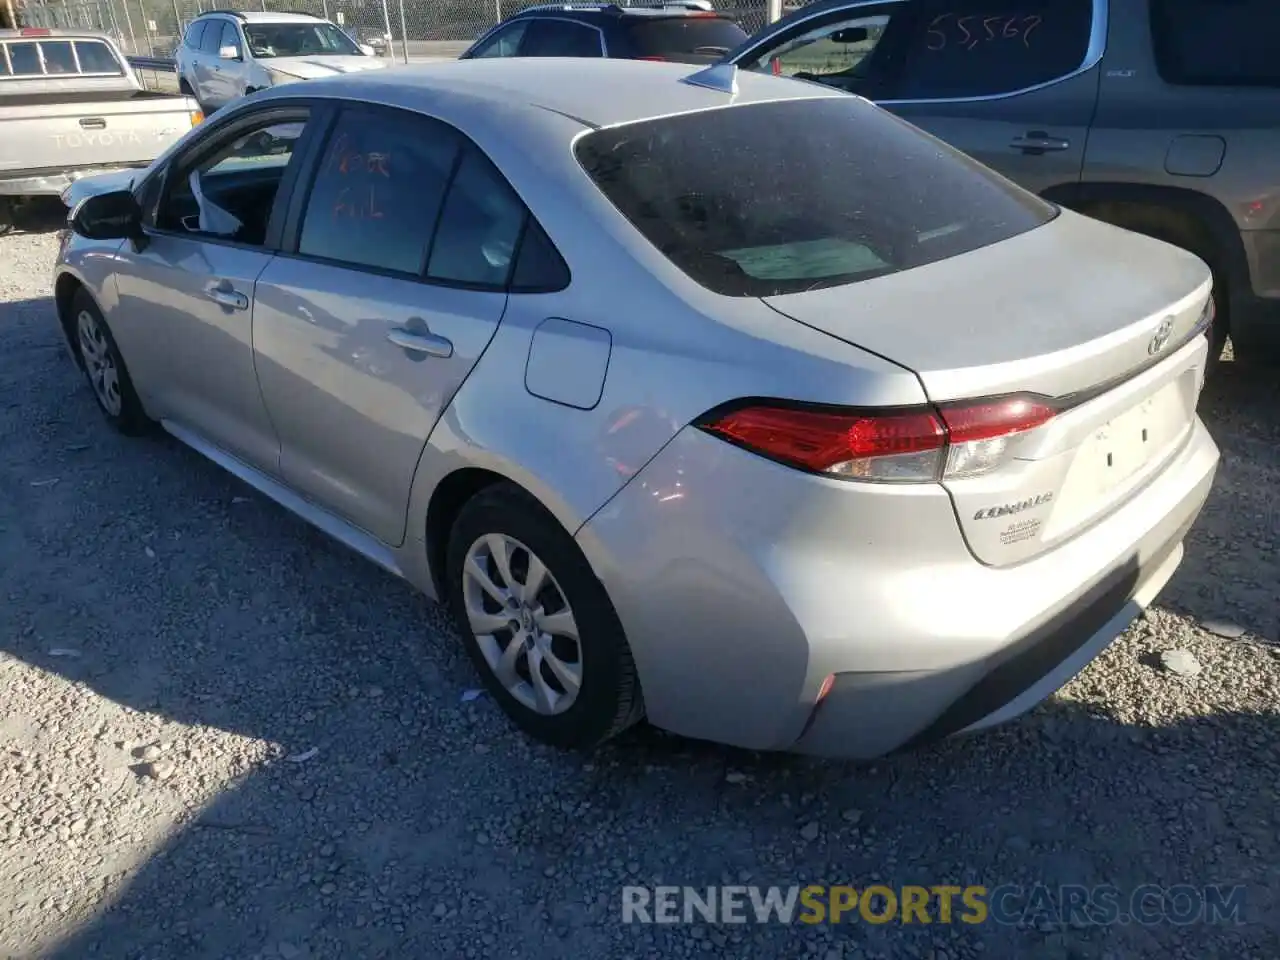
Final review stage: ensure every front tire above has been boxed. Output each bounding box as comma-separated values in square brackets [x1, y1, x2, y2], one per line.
[445, 483, 644, 749]
[70, 290, 149, 435]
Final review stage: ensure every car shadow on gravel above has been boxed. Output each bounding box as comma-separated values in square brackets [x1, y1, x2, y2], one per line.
[1, 291, 1278, 960]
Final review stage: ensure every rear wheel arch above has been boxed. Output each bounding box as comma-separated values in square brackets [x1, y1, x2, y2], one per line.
[425, 467, 562, 599]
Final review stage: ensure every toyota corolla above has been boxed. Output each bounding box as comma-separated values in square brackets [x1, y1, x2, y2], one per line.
[53, 58, 1219, 757]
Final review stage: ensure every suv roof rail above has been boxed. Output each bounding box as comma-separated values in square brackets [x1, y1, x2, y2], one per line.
[199, 9, 248, 19]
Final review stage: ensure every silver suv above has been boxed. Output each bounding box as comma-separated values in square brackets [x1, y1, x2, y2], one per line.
[175, 10, 387, 111]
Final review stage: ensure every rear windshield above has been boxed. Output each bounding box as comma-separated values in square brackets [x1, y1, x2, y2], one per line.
[625, 17, 749, 58]
[575, 96, 1056, 297]
[0, 39, 123, 76]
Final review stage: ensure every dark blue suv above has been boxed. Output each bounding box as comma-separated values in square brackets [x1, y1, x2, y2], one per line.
[460, 2, 749, 65]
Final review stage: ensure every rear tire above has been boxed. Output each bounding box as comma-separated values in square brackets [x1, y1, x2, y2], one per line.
[444, 483, 644, 750]
[69, 289, 150, 436]
[0, 198, 15, 236]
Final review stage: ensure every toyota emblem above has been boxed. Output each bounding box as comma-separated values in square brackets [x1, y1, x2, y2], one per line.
[1148, 317, 1176, 355]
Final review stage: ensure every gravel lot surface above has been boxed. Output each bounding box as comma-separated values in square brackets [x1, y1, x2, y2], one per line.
[2, 206, 1279, 960]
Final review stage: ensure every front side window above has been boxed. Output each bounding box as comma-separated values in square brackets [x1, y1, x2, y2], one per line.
[893, 0, 1095, 100]
[738, 4, 909, 99]
[199, 21, 225, 54]
[156, 115, 310, 245]
[519, 19, 603, 57]
[244, 22, 361, 59]
[576, 97, 1055, 297]
[469, 21, 529, 58]
[219, 22, 243, 58]
[74, 41, 124, 74]
[297, 109, 461, 275]
[1151, 0, 1280, 87]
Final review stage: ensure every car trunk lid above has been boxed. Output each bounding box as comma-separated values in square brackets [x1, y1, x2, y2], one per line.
[762, 213, 1214, 566]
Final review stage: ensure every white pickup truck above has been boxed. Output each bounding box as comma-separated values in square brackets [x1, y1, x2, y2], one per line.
[0, 28, 202, 232]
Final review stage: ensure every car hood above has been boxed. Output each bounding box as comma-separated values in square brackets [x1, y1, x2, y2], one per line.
[60, 169, 141, 208]
[761, 210, 1212, 402]
[264, 55, 388, 79]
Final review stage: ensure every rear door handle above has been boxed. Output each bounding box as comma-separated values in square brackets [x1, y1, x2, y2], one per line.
[205, 284, 248, 311]
[1010, 131, 1070, 154]
[387, 325, 453, 359]
[79, 117, 107, 130]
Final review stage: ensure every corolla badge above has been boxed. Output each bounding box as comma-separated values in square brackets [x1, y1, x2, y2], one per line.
[1148, 316, 1176, 355]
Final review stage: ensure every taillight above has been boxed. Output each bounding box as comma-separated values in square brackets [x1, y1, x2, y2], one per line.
[695, 395, 1056, 483]
[936, 397, 1055, 479]
[771, 58, 781, 76]
[190, 110, 204, 127]
[21, 28, 53, 36]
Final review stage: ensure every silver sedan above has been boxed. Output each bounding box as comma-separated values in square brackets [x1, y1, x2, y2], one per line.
[53, 57, 1219, 758]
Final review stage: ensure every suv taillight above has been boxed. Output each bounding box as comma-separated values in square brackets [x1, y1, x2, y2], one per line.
[695, 396, 1057, 483]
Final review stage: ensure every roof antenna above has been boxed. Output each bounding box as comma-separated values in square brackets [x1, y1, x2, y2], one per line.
[681, 62, 739, 96]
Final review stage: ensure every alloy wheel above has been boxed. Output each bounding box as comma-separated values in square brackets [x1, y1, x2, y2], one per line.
[461, 533, 582, 715]
[77, 309, 122, 417]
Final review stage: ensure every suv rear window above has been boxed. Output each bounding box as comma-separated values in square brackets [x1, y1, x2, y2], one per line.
[625, 16, 749, 59]
[575, 97, 1056, 297]
[1151, 0, 1280, 87]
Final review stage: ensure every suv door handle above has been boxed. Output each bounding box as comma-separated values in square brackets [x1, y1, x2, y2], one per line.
[1010, 131, 1070, 154]
[387, 325, 453, 359]
[205, 283, 248, 311]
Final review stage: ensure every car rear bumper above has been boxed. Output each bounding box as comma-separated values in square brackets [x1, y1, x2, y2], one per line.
[575, 417, 1219, 758]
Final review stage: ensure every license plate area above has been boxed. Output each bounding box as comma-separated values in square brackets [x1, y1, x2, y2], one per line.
[1082, 385, 1184, 496]
[1044, 378, 1192, 540]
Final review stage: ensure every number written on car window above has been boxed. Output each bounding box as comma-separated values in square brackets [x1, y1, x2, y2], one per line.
[926, 12, 1043, 51]
[327, 131, 393, 221]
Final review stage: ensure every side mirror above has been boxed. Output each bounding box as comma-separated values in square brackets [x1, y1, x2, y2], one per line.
[358, 43, 376, 56]
[830, 27, 869, 45]
[218, 44, 241, 60]
[70, 189, 142, 242]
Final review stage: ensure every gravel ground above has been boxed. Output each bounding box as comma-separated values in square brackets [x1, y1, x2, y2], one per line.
[2, 207, 1279, 960]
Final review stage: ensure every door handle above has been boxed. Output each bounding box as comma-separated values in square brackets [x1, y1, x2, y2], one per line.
[387, 326, 453, 358]
[79, 117, 107, 129]
[205, 284, 248, 311]
[1010, 131, 1070, 155]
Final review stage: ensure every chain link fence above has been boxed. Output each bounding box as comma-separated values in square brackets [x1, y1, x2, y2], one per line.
[18, 0, 791, 61]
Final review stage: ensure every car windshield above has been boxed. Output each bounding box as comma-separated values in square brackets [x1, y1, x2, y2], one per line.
[575, 96, 1057, 297]
[243, 22, 360, 58]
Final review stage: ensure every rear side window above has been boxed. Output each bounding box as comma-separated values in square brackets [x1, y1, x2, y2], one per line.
[519, 19, 603, 57]
[1151, 0, 1280, 87]
[511, 221, 571, 292]
[74, 40, 124, 74]
[185, 21, 207, 50]
[298, 109, 461, 275]
[6, 42, 42, 75]
[894, 0, 1095, 100]
[576, 97, 1055, 298]
[427, 148, 527, 288]
[625, 17, 749, 59]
